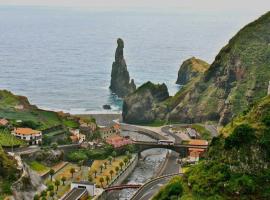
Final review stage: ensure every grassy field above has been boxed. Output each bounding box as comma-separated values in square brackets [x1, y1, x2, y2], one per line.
[0, 130, 26, 147]
[28, 161, 50, 175]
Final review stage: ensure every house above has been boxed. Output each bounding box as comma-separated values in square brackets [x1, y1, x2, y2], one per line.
[79, 119, 97, 134]
[61, 181, 96, 200]
[70, 129, 86, 143]
[0, 118, 9, 127]
[106, 135, 132, 148]
[100, 124, 121, 139]
[12, 128, 42, 145]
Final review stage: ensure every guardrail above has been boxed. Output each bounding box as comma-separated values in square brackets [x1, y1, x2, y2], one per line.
[130, 173, 183, 200]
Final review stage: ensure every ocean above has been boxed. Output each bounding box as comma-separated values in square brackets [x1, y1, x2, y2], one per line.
[0, 6, 262, 113]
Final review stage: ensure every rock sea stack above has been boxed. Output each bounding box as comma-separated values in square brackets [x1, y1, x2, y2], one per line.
[110, 38, 136, 97]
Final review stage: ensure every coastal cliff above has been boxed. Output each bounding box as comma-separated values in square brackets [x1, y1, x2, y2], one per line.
[176, 57, 209, 85]
[122, 82, 169, 124]
[123, 11, 270, 125]
[110, 38, 136, 97]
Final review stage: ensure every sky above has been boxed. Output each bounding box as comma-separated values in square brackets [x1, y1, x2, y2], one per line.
[0, 0, 270, 13]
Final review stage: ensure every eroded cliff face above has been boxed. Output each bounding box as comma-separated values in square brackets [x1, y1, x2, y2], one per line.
[122, 81, 169, 124]
[176, 57, 209, 85]
[110, 38, 136, 97]
[123, 12, 270, 125]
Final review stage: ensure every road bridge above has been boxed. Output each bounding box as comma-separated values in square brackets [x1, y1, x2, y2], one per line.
[133, 141, 208, 157]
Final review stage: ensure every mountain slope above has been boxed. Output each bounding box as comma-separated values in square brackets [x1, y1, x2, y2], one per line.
[123, 11, 270, 125]
[154, 95, 270, 199]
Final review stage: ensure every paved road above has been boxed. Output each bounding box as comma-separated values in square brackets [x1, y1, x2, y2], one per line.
[161, 126, 182, 143]
[205, 124, 218, 137]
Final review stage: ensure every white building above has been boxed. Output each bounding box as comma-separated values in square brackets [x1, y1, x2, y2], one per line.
[70, 181, 96, 196]
[12, 128, 42, 145]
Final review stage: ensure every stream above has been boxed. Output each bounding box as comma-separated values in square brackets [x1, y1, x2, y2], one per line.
[107, 131, 168, 200]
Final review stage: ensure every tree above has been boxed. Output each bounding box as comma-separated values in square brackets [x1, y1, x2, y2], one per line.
[99, 177, 104, 187]
[115, 166, 119, 174]
[78, 160, 84, 170]
[70, 168, 75, 178]
[225, 124, 255, 149]
[119, 162, 124, 170]
[88, 174, 93, 182]
[108, 156, 113, 165]
[41, 190, 47, 197]
[125, 150, 130, 156]
[42, 197, 46, 200]
[61, 176, 66, 185]
[34, 194, 39, 200]
[104, 161, 108, 169]
[47, 184, 54, 192]
[55, 180, 60, 191]
[105, 175, 110, 185]
[112, 151, 117, 161]
[49, 191, 54, 199]
[124, 157, 128, 165]
[49, 169, 55, 181]
[99, 164, 104, 173]
[127, 154, 132, 162]
[93, 169, 97, 178]
[109, 170, 114, 179]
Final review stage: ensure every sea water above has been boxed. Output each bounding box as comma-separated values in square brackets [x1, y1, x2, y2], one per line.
[0, 6, 260, 113]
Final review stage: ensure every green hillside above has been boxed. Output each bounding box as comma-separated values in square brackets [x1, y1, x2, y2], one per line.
[154, 95, 270, 199]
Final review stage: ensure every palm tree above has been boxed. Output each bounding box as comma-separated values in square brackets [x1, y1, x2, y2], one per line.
[109, 170, 114, 179]
[78, 160, 84, 170]
[105, 175, 110, 185]
[104, 161, 108, 169]
[99, 177, 104, 188]
[99, 164, 104, 173]
[88, 174, 93, 182]
[115, 166, 119, 174]
[108, 156, 113, 165]
[93, 169, 97, 178]
[119, 162, 124, 170]
[70, 168, 75, 178]
[112, 151, 117, 161]
[49, 169, 55, 181]
[61, 176, 66, 186]
[127, 154, 132, 162]
[124, 157, 128, 165]
[55, 180, 60, 191]
[49, 191, 54, 200]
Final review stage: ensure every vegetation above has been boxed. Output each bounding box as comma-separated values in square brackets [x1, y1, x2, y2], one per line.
[153, 176, 183, 200]
[156, 96, 270, 199]
[28, 161, 50, 174]
[191, 124, 212, 141]
[0, 129, 26, 147]
[67, 144, 136, 162]
[0, 146, 20, 197]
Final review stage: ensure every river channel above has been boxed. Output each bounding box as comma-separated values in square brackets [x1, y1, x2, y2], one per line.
[107, 130, 168, 200]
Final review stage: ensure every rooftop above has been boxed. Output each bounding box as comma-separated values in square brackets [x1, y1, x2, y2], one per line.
[188, 139, 208, 146]
[14, 128, 41, 135]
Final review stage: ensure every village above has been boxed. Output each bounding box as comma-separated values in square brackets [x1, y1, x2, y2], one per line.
[0, 114, 209, 200]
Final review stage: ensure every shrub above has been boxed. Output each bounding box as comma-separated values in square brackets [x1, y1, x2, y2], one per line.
[225, 124, 255, 149]
[152, 176, 183, 200]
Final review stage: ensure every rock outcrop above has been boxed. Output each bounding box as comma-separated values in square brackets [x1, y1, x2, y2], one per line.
[176, 57, 209, 85]
[110, 38, 136, 97]
[122, 81, 169, 124]
[122, 11, 270, 125]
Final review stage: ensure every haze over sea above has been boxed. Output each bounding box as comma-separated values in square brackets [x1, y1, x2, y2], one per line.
[0, 6, 263, 113]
